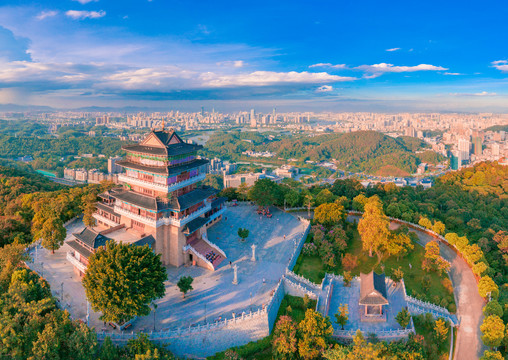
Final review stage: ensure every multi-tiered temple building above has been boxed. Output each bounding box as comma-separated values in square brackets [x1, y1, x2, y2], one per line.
[67, 128, 227, 276]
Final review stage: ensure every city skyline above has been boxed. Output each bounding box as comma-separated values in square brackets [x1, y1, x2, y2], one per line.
[1, 0, 508, 112]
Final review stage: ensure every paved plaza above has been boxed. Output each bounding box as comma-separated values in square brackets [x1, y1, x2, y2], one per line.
[28, 205, 307, 333]
[326, 277, 408, 332]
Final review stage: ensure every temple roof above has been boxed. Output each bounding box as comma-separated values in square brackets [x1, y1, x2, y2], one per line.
[122, 129, 202, 157]
[359, 271, 388, 306]
[182, 216, 209, 235]
[112, 186, 217, 212]
[96, 202, 120, 217]
[72, 227, 111, 249]
[132, 235, 156, 247]
[116, 158, 209, 175]
[67, 239, 93, 259]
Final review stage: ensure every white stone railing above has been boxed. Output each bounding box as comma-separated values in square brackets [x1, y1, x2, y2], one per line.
[66, 252, 87, 273]
[283, 276, 319, 299]
[118, 173, 206, 193]
[93, 213, 120, 227]
[157, 202, 212, 227]
[405, 295, 452, 315]
[333, 327, 414, 339]
[201, 233, 227, 258]
[182, 244, 214, 268]
[285, 269, 322, 290]
[114, 206, 157, 227]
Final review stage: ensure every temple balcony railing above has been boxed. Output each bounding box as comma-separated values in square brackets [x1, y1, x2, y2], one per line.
[118, 173, 206, 193]
[114, 206, 158, 227]
[92, 213, 120, 227]
[156, 202, 212, 227]
[66, 252, 87, 273]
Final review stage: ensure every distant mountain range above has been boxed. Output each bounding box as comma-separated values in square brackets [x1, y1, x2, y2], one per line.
[0, 103, 175, 113]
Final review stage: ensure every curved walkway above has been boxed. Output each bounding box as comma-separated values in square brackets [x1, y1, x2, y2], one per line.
[347, 214, 485, 360]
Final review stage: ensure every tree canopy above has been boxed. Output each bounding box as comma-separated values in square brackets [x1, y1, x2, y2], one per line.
[83, 242, 167, 323]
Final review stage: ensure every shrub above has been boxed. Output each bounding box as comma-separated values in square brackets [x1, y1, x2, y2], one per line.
[341, 253, 358, 271]
[302, 243, 318, 256]
[448, 303, 456, 313]
[441, 278, 454, 295]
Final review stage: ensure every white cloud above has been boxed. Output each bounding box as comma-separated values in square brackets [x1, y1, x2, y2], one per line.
[386, 48, 400, 52]
[309, 63, 346, 69]
[203, 71, 354, 87]
[444, 72, 463, 76]
[356, 63, 448, 73]
[216, 60, 245, 68]
[36, 11, 58, 20]
[450, 91, 497, 97]
[65, 10, 106, 20]
[316, 85, 333, 92]
[73, 0, 99, 4]
[492, 60, 508, 72]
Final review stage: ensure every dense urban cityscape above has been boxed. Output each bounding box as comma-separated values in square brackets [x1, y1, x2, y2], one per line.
[1, 0, 508, 360]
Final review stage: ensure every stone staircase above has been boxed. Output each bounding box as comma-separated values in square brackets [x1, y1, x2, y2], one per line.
[188, 237, 225, 269]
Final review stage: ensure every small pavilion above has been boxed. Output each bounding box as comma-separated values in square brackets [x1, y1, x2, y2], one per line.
[359, 271, 388, 321]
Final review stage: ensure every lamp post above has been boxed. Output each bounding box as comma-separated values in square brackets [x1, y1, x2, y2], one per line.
[61, 282, 64, 304]
[41, 262, 44, 278]
[204, 303, 207, 324]
[153, 303, 158, 331]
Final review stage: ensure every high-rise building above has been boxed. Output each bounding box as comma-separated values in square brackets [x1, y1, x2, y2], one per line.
[108, 156, 123, 174]
[250, 109, 257, 127]
[458, 138, 471, 160]
[472, 136, 483, 155]
[67, 128, 227, 277]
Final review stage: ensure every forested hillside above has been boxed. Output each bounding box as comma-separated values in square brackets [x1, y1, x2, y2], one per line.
[203, 130, 445, 175]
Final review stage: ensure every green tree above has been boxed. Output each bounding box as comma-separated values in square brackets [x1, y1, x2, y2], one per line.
[478, 276, 499, 299]
[422, 241, 450, 275]
[315, 189, 335, 206]
[285, 190, 300, 208]
[314, 203, 345, 227]
[391, 267, 404, 283]
[237, 228, 249, 241]
[483, 300, 503, 317]
[303, 194, 314, 218]
[352, 194, 368, 212]
[434, 318, 449, 343]
[177, 276, 194, 299]
[248, 179, 282, 207]
[298, 309, 333, 360]
[237, 182, 249, 201]
[82, 192, 97, 227]
[480, 350, 504, 360]
[334, 304, 349, 330]
[272, 315, 298, 359]
[385, 232, 414, 260]
[480, 315, 505, 348]
[98, 337, 120, 360]
[357, 196, 390, 258]
[395, 308, 411, 329]
[418, 217, 433, 229]
[83, 242, 167, 323]
[343, 271, 353, 287]
[36, 215, 67, 254]
[473, 262, 488, 277]
[432, 220, 446, 235]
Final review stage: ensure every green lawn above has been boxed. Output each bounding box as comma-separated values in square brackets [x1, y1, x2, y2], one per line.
[207, 295, 316, 360]
[293, 226, 456, 312]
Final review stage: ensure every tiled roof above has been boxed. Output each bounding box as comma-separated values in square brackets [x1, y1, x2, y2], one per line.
[170, 187, 217, 211]
[122, 142, 202, 157]
[67, 239, 94, 259]
[359, 271, 388, 306]
[183, 216, 209, 235]
[73, 227, 110, 249]
[133, 235, 156, 247]
[96, 202, 120, 217]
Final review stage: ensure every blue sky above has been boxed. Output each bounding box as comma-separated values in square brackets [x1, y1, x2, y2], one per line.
[0, 0, 508, 111]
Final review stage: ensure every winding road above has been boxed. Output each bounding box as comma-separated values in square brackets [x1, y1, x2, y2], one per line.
[345, 214, 485, 360]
